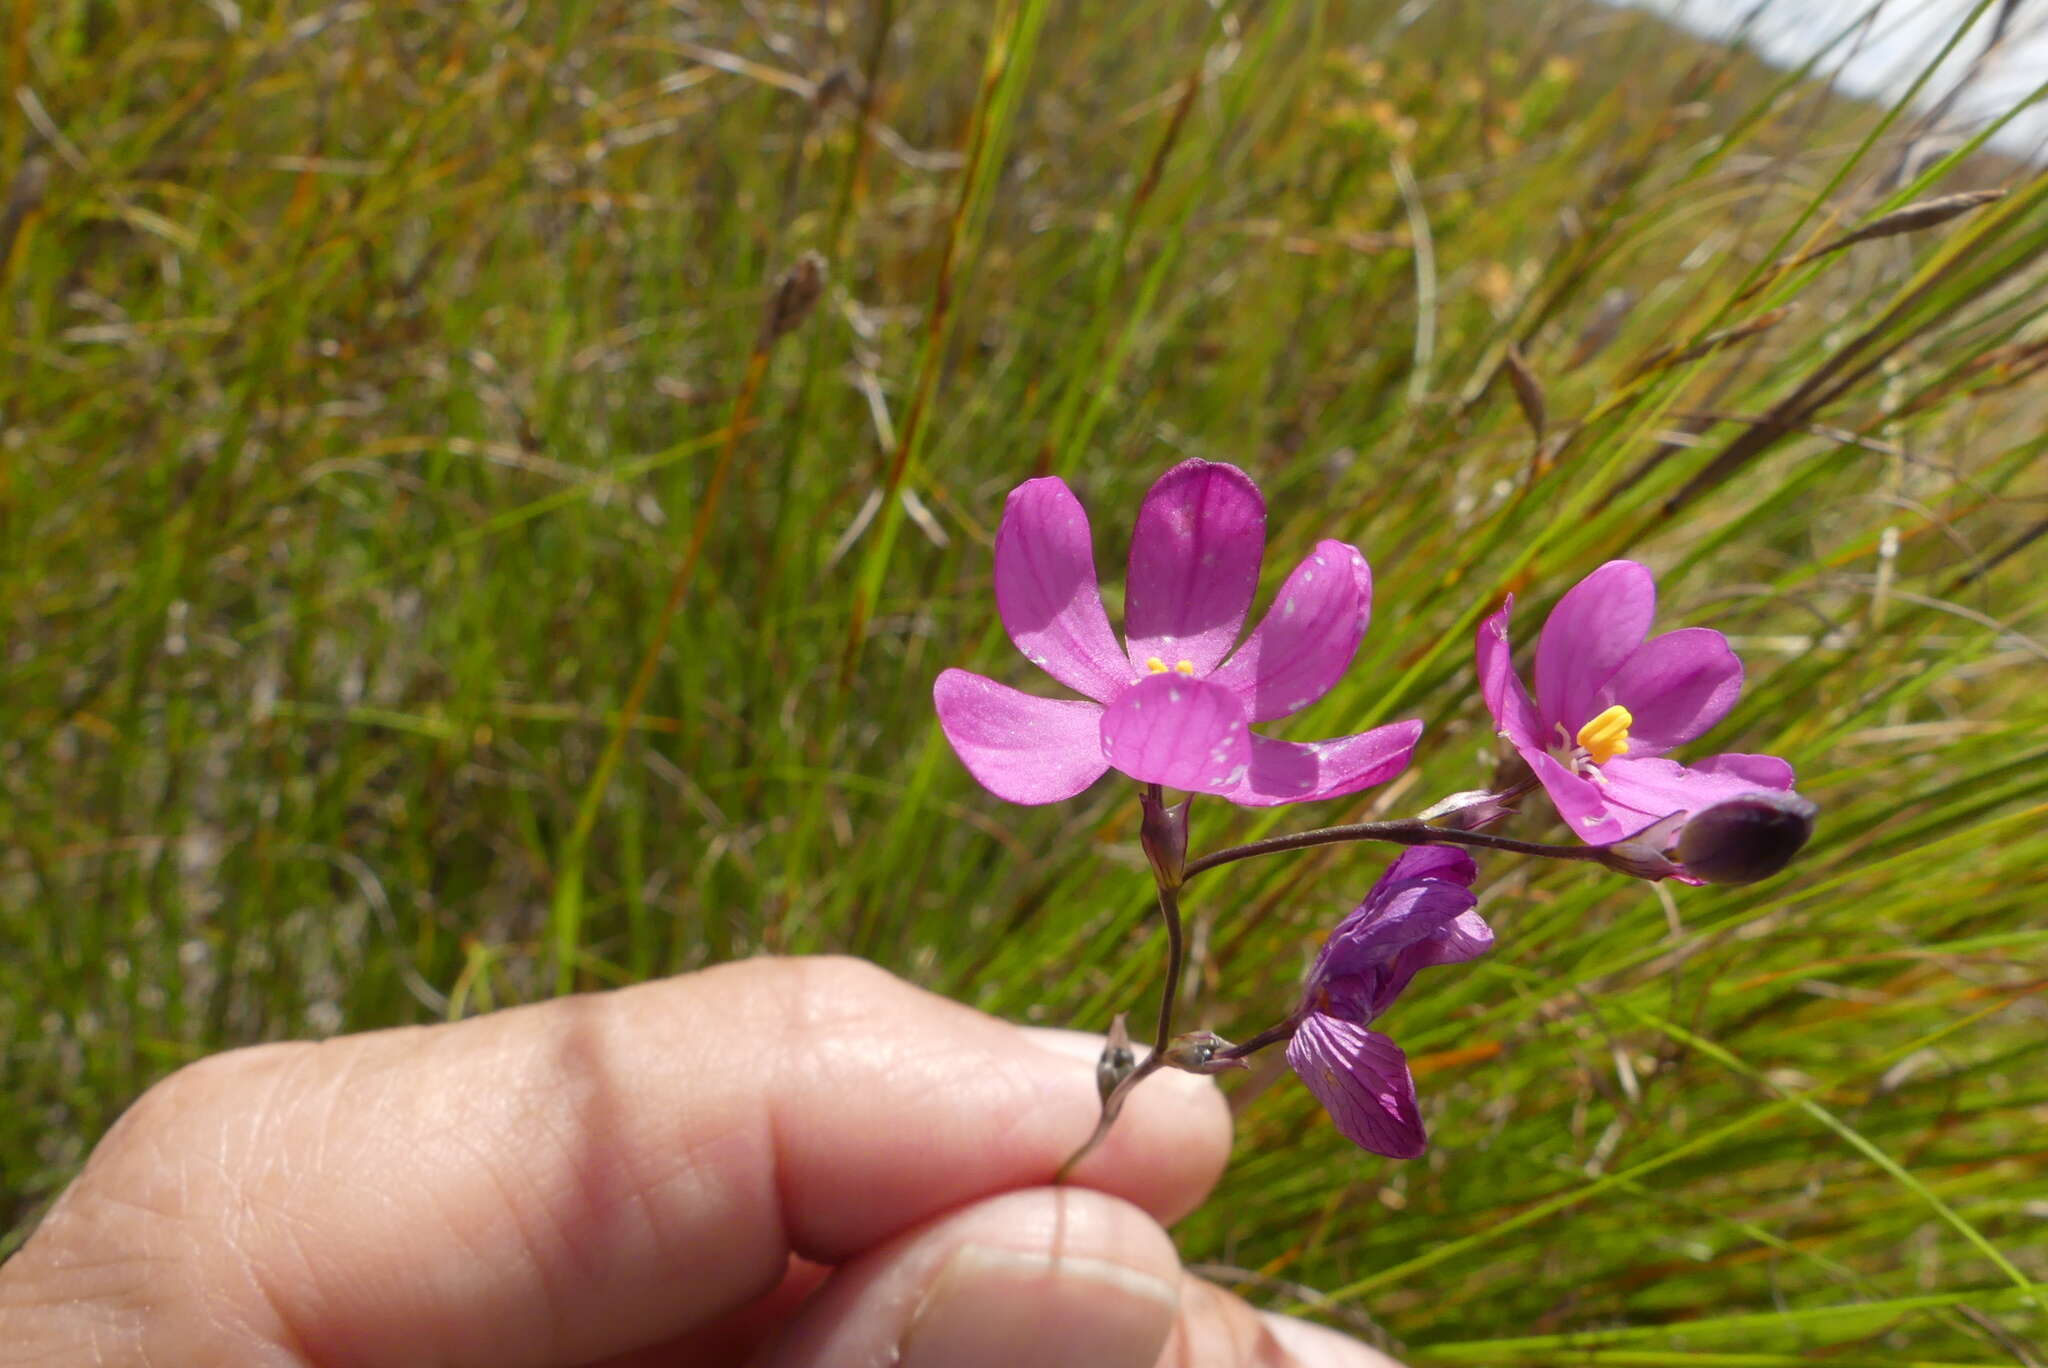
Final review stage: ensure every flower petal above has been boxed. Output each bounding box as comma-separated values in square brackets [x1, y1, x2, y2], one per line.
[1097, 673, 1251, 794]
[1318, 881, 1486, 1019]
[933, 669, 1109, 805]
[1527, 749, 1640, 844]
[1222, 719, 1422, 808]
[1535, 560, 1656, 729]
[1476, 597, 1544, 750]
[1377, 909, 1494, 1010]
[1596, 752, 1797, 842]
[1692, 751, 1797, 789]
[1382, 845, 1480, 889]
[1123, 460, 1266, 675]
[1321, 856, 1480, 967]
[1209, 540, 1371, 722]
[1287, 1015, 1427, 1159]
[1594, 627, 1743, 755]
[993, 477, 1133, 703]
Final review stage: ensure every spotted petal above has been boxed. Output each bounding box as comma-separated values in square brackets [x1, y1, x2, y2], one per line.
[1098, 673, 1252, 794]
[1210, 540, 1372, 723]
[1222, 719, 1422, 808]
[934, 669, 1109, 806]
[1123, 460, 1266, 676]
[1287, 1014, 1427, 1159]
[993, 477, 1131, 703]
[1535, 560, 1655, 730]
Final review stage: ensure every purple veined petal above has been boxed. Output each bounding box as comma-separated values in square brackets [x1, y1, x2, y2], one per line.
[1380, 845, 1480, 889]
[1097, 673, 1252, 794]
[1209, 540, 1370, 722]
[1593, 626, 1743, 755]
[1222, 719, 1422, 808]
[1534, 560, 1656, 730]
[1123, 460, 1266, 676]
[933, 669, 1110, 806]
[1315, 879, 1483, 1008]
[993, 478, 1134, 703]
[1527, 749, 1641, 845]
[1595, 753, 1794, 843]
[1371, 908, 1496, 1015]
[1476, 598, 1545, 751]
[1307, 846, 1481, 1008]
[1286, 1014, 1427, 1159]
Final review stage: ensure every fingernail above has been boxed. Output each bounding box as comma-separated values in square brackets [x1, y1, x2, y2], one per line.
[901, 1243, 1178, 1368]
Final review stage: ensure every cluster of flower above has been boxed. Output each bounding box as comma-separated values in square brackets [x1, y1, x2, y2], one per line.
[935, 460, 1814, 1159]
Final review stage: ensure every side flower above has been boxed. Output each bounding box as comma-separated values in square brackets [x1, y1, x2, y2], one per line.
[1286, 848, 1492, 1158]
[1476, 559, 1794, 846]
[934, 460, 1422, 807]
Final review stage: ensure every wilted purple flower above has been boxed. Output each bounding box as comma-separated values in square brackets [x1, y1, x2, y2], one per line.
[1286, 847, 1491, 1158]
[1476, 560, 1794, 846]
[934, 460, 1421, 806]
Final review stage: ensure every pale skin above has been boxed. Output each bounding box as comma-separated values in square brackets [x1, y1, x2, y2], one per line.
[0, 956, 1402, 1368]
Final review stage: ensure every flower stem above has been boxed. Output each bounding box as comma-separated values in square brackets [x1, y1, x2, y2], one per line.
[1216, 1017, 1300, 1061]
[1149, 876, 1185, 1058]
[1183, 818, 1608, 881]
[1059, 783, 1188, 1180]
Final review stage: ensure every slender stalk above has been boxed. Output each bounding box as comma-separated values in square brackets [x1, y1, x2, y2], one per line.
[1217, 1018, 1300, 1062]
[1149, 878, 1185, 1058]
[1059, 783, 1188, 1179]
[1184, 818, 1610, 882]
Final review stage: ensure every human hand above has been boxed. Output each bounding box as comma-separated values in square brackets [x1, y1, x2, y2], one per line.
[0, 956, 1399, 1367]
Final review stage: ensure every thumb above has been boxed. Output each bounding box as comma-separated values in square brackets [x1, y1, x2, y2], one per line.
[749, 1187, 1180, 1368]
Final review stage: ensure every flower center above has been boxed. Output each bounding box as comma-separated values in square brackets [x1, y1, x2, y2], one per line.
[1574, 704, 1633, 767]
[1144, 657, 1197, 676]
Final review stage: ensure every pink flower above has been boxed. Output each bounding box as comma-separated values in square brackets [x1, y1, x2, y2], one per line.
[934, 460, 1421, 806]
[1286, 847, 1491, 1158]
[1476, 559, 1795, 846]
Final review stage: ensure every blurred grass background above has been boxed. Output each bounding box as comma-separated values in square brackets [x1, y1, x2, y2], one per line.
[4, 0, 2046, 1362]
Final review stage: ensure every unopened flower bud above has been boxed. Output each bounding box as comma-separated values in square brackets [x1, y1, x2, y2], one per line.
[758, 252, 826, 347]
[1675, 791, 1817, 885]
[1161, 1030, 1248, 1075]
[1096, 1013, 1137, 1103]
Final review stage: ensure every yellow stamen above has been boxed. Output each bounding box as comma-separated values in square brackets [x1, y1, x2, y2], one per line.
[1575, 704, 1633, 766]
[1174, 659, 1195, 676]
[1145, 656, 1169, 674]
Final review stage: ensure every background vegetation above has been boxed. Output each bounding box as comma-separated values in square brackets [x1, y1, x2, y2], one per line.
[4, 0, 2045, 1362]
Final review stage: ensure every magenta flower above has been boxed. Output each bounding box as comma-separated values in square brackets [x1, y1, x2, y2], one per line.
[1286, 847, 1491, 1158]
[1476, 559, 1795, 846]
[934, 460, 1421, 806]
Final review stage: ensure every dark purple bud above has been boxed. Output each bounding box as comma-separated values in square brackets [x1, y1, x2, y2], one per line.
[1096, 1013, 1136, 1103]
[1139, 790, 1191, 889]
[1676, 791, 1817, 885]
[1161, 1030, 1249, 1075]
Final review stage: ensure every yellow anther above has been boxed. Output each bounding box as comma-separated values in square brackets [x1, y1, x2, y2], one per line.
[1575, 704, 1633, 766]
[1145, 656, 1169, 674]
[1174, 659, 1195, 676]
